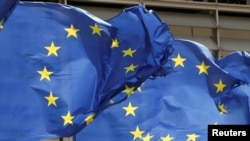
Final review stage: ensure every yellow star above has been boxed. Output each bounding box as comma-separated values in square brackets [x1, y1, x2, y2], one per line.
[111, 38, 119, 48]
[122, 85, 135, 97]
[125, 64, 137, 73]
[85, 113, 95, 125]
[196, 61, 210, 75]
[142, 133, 154, 141]
[123, 102, 138, 116]
[61, 111, 75, 126]
[37, 66, 53, 81]
[44, 92, 59, 107]
[90, 23, 102, 36]
[64, 24, 79, 38]
[187, 133, 199, 141]
[0, 19, 4, 30]
[218, 103, 228, 114]
[214, 79, 226, 93]
[130, 126, 145, 140]
[45, 42, 61, 56]
[123, 48, 136, 57]
[161, 134, 174, 141]
[171, 53, 186, 67]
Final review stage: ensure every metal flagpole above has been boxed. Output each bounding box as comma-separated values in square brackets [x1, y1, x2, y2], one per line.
[139, 0, 145, 6]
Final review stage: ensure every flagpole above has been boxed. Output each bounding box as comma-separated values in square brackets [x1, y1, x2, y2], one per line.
[58, 0, 67, 5]
[139, 0, 144, 6]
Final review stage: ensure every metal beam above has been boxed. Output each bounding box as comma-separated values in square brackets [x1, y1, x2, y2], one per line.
[68, 0, 250, 14]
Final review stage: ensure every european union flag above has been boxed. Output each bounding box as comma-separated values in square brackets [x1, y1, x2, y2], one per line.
[75, 39, 250, 141]
[0, 2, 174, 141]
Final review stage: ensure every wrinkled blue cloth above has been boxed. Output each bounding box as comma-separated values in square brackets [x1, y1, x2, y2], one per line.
[0, 2, 174, 141]
[75, 39, 250, 141]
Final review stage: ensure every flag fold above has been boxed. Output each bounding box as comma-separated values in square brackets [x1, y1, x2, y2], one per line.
[0, 0, 19, 26]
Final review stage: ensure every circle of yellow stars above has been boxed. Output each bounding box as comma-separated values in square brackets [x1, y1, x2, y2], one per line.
[123, 52, 230, 141]
[34, 20, 141, 128]
[36, 23, 104, 127]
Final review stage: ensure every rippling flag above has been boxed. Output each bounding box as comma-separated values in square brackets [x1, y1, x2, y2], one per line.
[0, 2, 174, 141]
[75, 39, 250, 141]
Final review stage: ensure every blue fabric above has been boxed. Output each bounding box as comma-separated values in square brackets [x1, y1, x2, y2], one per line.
[0, 2, 174, 141]
[0, 0, 19, 21]
[75, 39, 250, 141]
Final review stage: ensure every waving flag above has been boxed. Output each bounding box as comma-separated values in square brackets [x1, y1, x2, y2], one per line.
[75, 39, 250, 141]
[0, 2, 174, 141]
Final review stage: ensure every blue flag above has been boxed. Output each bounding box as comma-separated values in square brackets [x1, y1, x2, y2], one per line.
[0, 0, 19, 26]
[75, 39, 250, 141]
[0, 2, 174, 141]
